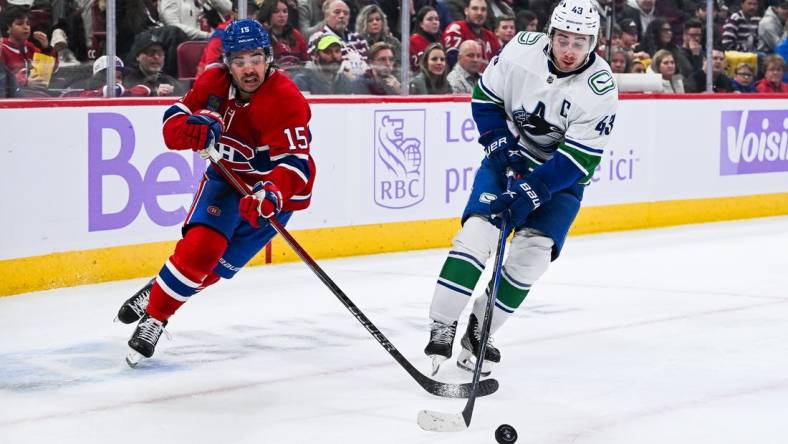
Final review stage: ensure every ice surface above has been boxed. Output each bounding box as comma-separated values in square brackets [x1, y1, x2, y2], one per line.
[2, 217, 787, 444]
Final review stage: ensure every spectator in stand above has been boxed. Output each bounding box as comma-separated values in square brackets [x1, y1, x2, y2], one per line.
[630, 56, 646, 72]
[0, 45, 21, 98]
[619, 18, 650, 60]
[730, 62, 757, 92]
[609, 46, 631, 73]
[293, 33, 354, 93]
[526, 0, 553, 33]
[650, 48, 684, 92]
[64, 55, 151, 97]
[298, 0, 326, 38]
[609, 24, 623, 49]
[409, 42, 452, 94]
[755, 54, 788, 92]
[307, 0, 369, 77]
[687, 47, 733, 92]
[758, 1, 788, 52]
[1, 7, 46, 89]
[414, 0, 454, 32]
[124, 30, 186, 96]
[50, 28, 79, 68]
[691, 0, 723, 48]
[637, 18, 694, 87]
[722, 0, 761, 52]
[352, 41, 400, 94]
[195, 16, 233, 77]
[410, 6, 441, 72]
[30, 29, 59, 65]
[618, 0, 657, 41]
[381, 0, 452, 36]
[258, 0, 309, 66]
[442, 0, 500, 70]
[117, 0, 163, 58]
[494, 14, 515, 47]
[514, 10, 538, 32]
[678, 19, 704, 73]
[355, 4, 401, 62]
[447, 39, 481, 93]
[483, 0, 514, 31]
[159, 0, 232, 40]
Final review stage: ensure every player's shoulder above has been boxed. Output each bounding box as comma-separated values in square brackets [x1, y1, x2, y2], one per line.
[499, 32, 548, 59]
[575, 55, 618, 103]
[252, 70, 309, 115]
[193, 64, 231, 92]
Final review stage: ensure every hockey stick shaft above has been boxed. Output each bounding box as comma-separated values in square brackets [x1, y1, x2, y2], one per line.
[460, 175, 512, 425]
[207, 157, 498, 398]
[417, 173, 512, 431]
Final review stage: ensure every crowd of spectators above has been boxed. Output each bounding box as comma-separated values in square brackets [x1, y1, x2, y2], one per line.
[1, 0, 787, 98]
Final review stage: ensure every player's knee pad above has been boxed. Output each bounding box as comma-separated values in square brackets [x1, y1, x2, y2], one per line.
[504, 228, 554, 284]
[172, 225, 228, 280]
[452, 216, 500, 264]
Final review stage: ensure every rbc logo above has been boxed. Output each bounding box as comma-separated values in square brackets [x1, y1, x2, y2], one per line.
[373, 110, 426, 208]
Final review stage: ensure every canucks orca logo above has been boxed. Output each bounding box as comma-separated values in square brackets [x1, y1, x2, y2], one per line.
[511, 102, 564, 151]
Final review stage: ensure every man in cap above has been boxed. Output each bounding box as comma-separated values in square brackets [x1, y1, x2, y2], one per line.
[64, 55, 150, 97]
[306, 0, 369, 77]
[124, 30, 185, 96]
[618, 18, 649, 60]
[293, 33, 354, 94]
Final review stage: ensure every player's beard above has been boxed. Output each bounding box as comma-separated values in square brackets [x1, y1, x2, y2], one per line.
[319, 62, 341, 74]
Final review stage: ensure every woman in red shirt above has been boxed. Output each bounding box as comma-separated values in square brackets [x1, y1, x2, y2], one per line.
[409, 6, 441, 73]
[755, 55, 788, 93]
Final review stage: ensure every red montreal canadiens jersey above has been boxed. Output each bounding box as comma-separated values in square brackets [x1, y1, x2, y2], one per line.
[162, 66, 315, 212]
[441, 21, 501, 68]
[409, 33, 433, 72]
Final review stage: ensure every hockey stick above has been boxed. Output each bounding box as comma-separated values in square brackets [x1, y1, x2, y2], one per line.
[207, 154, 499, 398]
[416, 174, 513, 431]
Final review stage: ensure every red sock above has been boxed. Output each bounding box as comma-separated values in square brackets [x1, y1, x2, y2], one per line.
[147, 226, 227, 321]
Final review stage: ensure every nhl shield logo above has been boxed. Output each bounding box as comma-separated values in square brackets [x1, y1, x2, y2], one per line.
[373, 110, 426, 208]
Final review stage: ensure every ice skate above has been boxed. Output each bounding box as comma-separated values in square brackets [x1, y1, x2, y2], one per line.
[126, 314, 168, 368]
[457, 313, 500, 376]
[116, 278, 154, 324]
[424, 320, 457, 376]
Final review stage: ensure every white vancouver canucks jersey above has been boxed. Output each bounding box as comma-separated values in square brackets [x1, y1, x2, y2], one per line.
[472, 31, 618, 184]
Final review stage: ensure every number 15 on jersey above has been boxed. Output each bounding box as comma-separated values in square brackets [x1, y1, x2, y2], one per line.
[284, 127, 308, 150]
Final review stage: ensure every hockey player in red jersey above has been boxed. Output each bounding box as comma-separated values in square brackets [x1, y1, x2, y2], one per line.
[116, 18, 316, 367]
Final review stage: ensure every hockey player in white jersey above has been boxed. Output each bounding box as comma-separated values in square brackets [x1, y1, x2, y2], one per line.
[424, 0, 618, 376]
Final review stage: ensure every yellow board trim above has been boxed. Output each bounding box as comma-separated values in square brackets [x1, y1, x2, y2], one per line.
[3, 192, 788, 297]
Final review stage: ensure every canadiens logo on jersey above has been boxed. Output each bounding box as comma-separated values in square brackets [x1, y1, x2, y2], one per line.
[512, 104, 564, 152]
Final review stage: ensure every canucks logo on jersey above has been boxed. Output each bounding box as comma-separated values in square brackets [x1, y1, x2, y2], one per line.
[511, 103, 564, 155]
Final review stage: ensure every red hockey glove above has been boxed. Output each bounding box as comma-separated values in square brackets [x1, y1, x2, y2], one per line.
[239, 181, 283, 228]
[184, 110, 224, 151]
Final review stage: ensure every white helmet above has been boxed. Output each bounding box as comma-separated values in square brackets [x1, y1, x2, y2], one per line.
[547, 0, 600, 51]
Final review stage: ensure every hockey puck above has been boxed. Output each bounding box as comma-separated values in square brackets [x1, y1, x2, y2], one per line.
[495, 424, 518, 443]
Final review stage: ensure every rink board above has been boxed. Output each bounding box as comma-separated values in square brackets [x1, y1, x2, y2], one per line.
[1, 94, 787, 295]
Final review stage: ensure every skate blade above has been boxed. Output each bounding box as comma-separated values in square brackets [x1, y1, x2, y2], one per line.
[429, 355, 448, 376]
[126, 350, 145, 368]
[456, 349, 493, 377]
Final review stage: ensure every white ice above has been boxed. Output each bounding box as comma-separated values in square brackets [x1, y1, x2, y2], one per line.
[2, 216, 787, 444]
